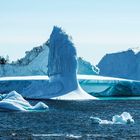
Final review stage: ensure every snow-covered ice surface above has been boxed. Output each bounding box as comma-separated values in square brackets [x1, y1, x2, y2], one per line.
[90, 112, 134, 124]
[0, 91, 48, 111]
[51, 84, 95, 100]
[0, 74, 140, 98]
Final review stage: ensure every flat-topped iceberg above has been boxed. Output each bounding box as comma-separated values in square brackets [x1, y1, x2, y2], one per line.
[0, 91, 48, 111]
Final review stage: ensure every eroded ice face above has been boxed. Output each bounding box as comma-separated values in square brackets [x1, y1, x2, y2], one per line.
[47, 26, 77, 76]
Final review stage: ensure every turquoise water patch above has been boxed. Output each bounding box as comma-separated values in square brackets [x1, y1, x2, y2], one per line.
[98, 96, 140, 100]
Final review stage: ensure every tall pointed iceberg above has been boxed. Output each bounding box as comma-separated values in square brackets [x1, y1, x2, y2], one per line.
[47, 26, 96, 100]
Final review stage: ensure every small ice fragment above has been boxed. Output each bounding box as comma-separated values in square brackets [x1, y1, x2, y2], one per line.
[90, 112, 134, 125]
[112, 112, 134, 124]
[31, 102, 49, 110]
[90, 117, 101, 124]
[100, 120, 113, 124]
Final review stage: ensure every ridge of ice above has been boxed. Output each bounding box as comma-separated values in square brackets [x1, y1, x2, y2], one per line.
[0, 91, 49, 111]
[130, 47, 140, 54]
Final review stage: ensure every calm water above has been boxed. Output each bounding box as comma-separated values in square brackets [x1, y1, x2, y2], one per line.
[0, 98, 140, 139]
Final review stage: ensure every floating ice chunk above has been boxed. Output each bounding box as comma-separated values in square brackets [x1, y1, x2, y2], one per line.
[0, 91, 49, 111]
[46, 26, 96, 100]
[113, 112, 134, 124]
[90, 112, 134, 125]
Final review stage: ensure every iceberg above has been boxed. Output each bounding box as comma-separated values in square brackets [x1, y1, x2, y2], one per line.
[98, 48, 140, 80]
[0, 27, 140, 98]
[0, 91, 48, 111]
[46, 26, 96, 100]
[0, 26, 95, 100]
[112, 112, 134, 124]
[0, 38, 98, 77]
[90, 112, 134, 125]
[0, 74, 140, 98]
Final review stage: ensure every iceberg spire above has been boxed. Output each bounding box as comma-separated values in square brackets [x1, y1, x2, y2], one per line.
[48, 26, 77, 76]
[47, 26, 96, 100]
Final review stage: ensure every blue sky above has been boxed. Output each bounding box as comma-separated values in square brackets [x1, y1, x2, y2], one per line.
[0, 0, 140, 64]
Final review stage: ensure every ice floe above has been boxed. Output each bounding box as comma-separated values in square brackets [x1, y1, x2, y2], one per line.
[0, 91, 48, 111]
[90, 112, 134, 124]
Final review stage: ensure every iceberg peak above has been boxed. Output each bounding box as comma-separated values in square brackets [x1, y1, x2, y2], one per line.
[48, 26, 76, 76]
[47, 26, 95, 100]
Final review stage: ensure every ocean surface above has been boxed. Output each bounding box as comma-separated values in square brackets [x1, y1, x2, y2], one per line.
[0, 98, 140, 140]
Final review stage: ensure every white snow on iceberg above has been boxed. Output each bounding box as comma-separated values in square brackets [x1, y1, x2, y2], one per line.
[0, 91, 49, 111]
[90, 112, 134, 124]
[51, 85, 96, 100]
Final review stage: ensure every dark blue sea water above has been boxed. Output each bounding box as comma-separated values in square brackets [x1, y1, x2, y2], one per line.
[0, 98, 140, 139]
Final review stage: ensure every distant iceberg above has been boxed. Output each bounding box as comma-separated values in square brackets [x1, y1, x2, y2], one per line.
[0, 91, 48, 111]
[98, 48, 140, 80]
